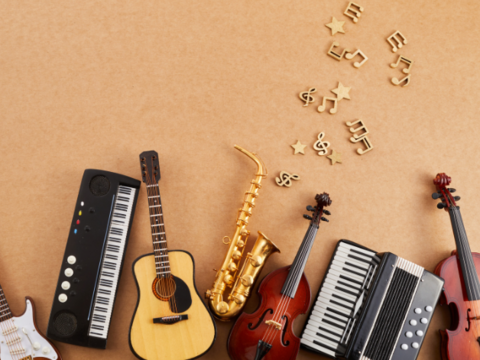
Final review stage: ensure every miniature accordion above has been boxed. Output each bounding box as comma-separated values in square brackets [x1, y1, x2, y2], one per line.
[301, 240, 444, 360]
[47, 169, 140, 349]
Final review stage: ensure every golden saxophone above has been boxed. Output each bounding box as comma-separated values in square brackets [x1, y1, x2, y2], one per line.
[205, 145, 280, 320]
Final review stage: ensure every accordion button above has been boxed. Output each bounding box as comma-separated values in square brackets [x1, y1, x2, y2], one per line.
[420, 318, 428, 324]
[414, 308, 422, 314]
[409, 319, 417, 326]
[412, 342, 419, 349]
[425, 305, 433, 312]
[416, 330, 424, 336]
[405, 331, 413, 338]
[401, 344, 408, 350]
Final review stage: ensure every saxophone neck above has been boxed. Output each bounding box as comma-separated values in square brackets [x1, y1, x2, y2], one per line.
[234, 145, 267, 178]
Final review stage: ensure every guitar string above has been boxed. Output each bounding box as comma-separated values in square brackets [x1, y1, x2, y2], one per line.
[146, 160, 179, 318]
[262, 225, 317, 345]
[262, 225, 317, 346]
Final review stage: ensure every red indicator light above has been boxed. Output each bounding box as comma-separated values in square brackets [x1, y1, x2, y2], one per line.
[76, 220, 80, 225]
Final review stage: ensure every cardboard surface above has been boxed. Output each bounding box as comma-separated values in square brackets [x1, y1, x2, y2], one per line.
[0, 1, 478, 359]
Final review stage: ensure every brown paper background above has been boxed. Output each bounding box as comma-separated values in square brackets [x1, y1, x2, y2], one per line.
[1, 0, 479, 359]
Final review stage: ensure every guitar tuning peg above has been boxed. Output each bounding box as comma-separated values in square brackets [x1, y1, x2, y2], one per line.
[303, 214, 313, 220]
[448, 188, 456, 193]
[432, 192, 442, 200]
[306, 205, 315, 212]
[437, 203, 446, 209]
[323, 210, 331, 216]
[321, 217, 329, 222]
[454, 196, 461, 201]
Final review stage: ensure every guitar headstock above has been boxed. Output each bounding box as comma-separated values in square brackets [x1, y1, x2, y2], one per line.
[139, 151, 161, 184]
[433, 173, 461, 211]
[304, 193, 332, 226]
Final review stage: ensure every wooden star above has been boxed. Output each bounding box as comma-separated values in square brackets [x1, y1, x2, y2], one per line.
[327, 149, 342, 165]
[331, 82, 351, 101]
[325, 17, 345, 36]
[291, 140, 307, 155]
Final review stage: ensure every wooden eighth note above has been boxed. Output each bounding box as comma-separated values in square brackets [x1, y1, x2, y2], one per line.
[345, 49, 368, 68]
[391, 74, 411, 87]
[390, 55, 413, 74]
[317, 97, 338, 114]
[346, 119, 373, 154]
[327, 42, 351, 61]
[387, 31, 407, 52]
[344, 2, 364, 23]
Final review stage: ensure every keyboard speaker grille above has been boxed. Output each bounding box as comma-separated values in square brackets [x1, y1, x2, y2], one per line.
[52, 311, 78, 337]
[89, 175, 110, 196]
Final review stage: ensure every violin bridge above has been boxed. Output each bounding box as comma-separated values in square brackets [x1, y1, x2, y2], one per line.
[265, 320, 282, 330]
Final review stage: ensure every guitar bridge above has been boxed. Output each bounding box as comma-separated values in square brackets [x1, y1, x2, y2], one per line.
[153, 315, 188, 324]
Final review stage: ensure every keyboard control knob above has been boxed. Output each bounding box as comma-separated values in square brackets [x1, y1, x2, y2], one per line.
[409, 319, 417, 326]
[401, 344, 408, 350]
[416, 330, 424, 336]
[42, 347, 51, 354]
[58, 294, 68, 303]
[65, 268, 74, 277]
[61, 281, 70, 290]
[412, 342, 419, 349]
[67, 256, 76, 265]
[425, 305, 433, 312]
[414, 308, 422, 314]
[405, 331, 413, 338]
[33, 342, 41, 350]
[420, 317, 428, 324]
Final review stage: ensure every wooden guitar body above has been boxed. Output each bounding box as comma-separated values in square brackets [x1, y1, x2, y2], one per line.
[129, 251, 216, 360]
[435, 251, 480, 359]
[227, 266, 311, 360]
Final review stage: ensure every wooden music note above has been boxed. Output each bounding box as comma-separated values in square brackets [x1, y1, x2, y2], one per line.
[346, 119, 369, 140]
[390, 55, 413, 74]
[327, 42, 351, 61]
[317, 97, 338, 114]
[344, 2, 364, 23]
[275, 171, 300, 187]
[299, 88, 317, 106]
[345, 49, 368, 68]
[387, 31, 407, 52]
[391, 74, 411, 87]
[313, 132, 330, 156]
[352, 136, 373, 154]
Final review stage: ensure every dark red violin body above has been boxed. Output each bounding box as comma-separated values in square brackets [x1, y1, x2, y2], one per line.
[435, 251, 480, 359]
[227, 265, 311, 360]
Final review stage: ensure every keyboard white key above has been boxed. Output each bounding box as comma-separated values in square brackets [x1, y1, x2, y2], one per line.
[88, 185, 136, 339]
[301, 241, 378, 357]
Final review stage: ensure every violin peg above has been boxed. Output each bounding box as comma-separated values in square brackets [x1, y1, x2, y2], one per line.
[437, 203, 445, 209]
[306, 205, 315, 212]
[303, 214, 313, 220]
[432, 192, 442, 200]
[448, 188, 456, 193]
[454, 196, 461, 201]
[321, 217, 329, 222]
[323, 210, 331, 216]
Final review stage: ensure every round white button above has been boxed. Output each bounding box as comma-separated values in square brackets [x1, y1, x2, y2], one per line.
[425, 305, 433, 312]
[412, 342, 419, 349]
[61, 281, 71, 290]
[401, 344, 408, 350]
[81, 201, 84, 206]
[410, 319, 417, 326]
[406, 331, 413, 338]
[58, 294, 68, 303]
[65, 268, 74, 277]
[42, 347, 50, 354]
[67, 256, 76, 265]
[33, 342, 41, 350]
[420, 318, 428, 324]
[414, 308, 422, 314]
[416, 330, 424, 336]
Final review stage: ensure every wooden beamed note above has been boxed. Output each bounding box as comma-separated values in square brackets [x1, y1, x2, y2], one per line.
[317, 97, 338, 114]
[327, 42, 351, 61]
[345, 49, 368, 68]
[387, 31, 407, 52]
[344, 2, 364, 23]
[346, 119, 373, 154]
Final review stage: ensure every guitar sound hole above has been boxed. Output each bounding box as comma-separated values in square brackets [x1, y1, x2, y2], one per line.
[152, 276, 176, 301]
[248, 309, 273, 330]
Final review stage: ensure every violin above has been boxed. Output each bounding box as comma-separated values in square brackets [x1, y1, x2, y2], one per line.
[227, 193, 332, 360]
[432, 173, 480, 359]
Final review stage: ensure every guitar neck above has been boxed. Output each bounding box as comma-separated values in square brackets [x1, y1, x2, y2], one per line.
[145, 183, 171, 278]
[0, 285, 12, 322]
[449, 206, 480, 300]
[281, 224, 319, 298]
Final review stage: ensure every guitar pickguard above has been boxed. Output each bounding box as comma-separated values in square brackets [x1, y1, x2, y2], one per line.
[168, 275, 192, 313]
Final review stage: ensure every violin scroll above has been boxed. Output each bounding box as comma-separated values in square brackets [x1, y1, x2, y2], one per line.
[433, 173, 460, 211]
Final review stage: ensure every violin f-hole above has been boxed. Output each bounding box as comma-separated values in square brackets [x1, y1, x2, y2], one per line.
[281, 315, 290, 346]
[248, 308, 273, 330]
[466, 308, 471, 331]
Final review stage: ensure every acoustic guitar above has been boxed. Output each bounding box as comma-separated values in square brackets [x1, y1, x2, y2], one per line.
[129, 151, 216, 360]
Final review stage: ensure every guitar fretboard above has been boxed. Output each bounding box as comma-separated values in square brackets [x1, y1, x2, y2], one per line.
[0, 285, 12, 321]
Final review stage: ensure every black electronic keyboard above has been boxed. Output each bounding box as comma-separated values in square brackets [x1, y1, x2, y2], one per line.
[47, 169, 140, 349]
[301, 240, 444, 360]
